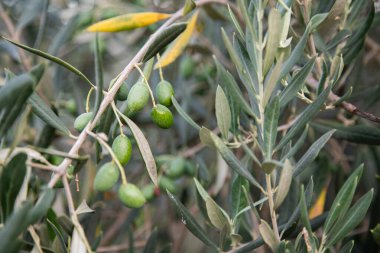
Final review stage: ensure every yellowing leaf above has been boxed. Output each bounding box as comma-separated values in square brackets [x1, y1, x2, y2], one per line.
[309, 186, 327, 219]
[154, 11, 199, 69]
[86, 12, 172, 32]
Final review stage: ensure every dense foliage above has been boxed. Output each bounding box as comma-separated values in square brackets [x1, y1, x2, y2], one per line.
[0, 0, 380, 252]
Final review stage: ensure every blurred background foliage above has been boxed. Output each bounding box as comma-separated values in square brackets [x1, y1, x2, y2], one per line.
[0, 0, 380, 252]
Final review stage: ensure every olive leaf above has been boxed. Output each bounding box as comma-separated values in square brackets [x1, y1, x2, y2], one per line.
[215, 85, 231, 140]
[274, 159, 292, 209]
[118, 114, 158, 186]
[86, 12, 171, 32]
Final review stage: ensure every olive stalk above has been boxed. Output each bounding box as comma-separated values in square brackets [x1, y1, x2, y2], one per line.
[85, 87, 95, 113]
[87, 131, 128, 185]
[134, 63, 156, 107]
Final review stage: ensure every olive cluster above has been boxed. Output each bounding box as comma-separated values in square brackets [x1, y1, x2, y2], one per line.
[121, 79, 175, 129]
[70, 78, 177, 209]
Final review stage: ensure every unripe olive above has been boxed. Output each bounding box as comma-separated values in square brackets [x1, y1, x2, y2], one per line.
[118, 183, 146, 208]
[159, 176, 177, 193]
[126, 82, 150, 113]
[184, 160, 197, 176]
[74, 112, 93, 132]
[116, 82, 129, 101]
[166, 157, 185, 179]
[180, 56, 195, 79]
[65, 99, 77, 115]
[141, 184, 155, 201]
[112, 135, 132, 166]
[151, 104, 173, 129]
[156, 80, 174, 107]
[93, 162, 120, 192]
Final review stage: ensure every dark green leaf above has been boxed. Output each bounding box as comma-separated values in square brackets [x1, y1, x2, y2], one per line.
[279, 58, 316, 107]
[293, 130, 335, 177]
[172, 95, 201, 131]
[143, 23, 187, 62]
[326, 190, 374, 247]
[0, 153, 27, 220]
[209, 132, 262, 190]
[232, 175, 249, 218]
[1, 35, 95, 88]
[264, 96, 280, 158]
[338, 240, 354, 253]
[323, 165, 363, 233]
[275, 86, 331, 151]
[312, 122, 380, 145]
[28, 93, 71, 135]
[166, 191, 219, 250]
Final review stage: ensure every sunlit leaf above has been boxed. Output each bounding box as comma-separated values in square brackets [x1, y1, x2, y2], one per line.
[87, 12, 171, 32]
[155, 12, 199, 68]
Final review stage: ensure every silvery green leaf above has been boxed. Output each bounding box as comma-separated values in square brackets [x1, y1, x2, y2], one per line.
[215, 85, 231, 140]
[259, 219, 280, 251]
[264, 96, 280, 158]
[274, 159, 292, 209]
[263, 8, 282, 75]
[293, 130, 335, 177]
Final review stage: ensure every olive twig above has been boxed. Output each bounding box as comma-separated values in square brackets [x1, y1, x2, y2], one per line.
[87, 130, 128, 185]
[85, 87, 95, 113]
[111, 101, 125, 136]
[156, 53, 164, 81]
[134, 64, 156, 107]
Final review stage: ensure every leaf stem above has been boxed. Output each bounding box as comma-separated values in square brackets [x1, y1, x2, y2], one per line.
[134, 63, 156, 107]
[265, 174, 281, 241]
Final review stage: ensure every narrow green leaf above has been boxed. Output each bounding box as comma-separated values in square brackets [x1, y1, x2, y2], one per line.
[27, 188, 55, 223]
[338, 240, 354, 253]
[259, 219, 280, 251]
[323, 165, 364, 233]
[118, 114, 157, 186]
[312, 122, 380, 145]
[227, 4, 244, 39]
[264, 96, 280, 158]
[232, 175, 249, 218]
[275, 86, 331, 151]
[93, 33, 104, 114]
[274, 159, 292, 209]
[0, 35, 95, 88]
[143, 22, 187, 62]
[326, 189, 374, 247]
[209, 132, 262, 190]
[215, 85, 231, 139]
[171, 96, 201, 131]
[263, 9, 282, 75]
[194, 178, 230, 231]
[279, 58, 316, 107]
[0, 153, 27, 219]
[46, 219, 68, 253]
[28, 93, 71, 135]
[279, 13, 327, 79]
[293, 130, 335, 177]
[167, 191, 218, 250]
[214, 57, 258, 119]
[299, 185, 312, 234]
[281, 125, 308, 161]
[0, 73, 34, 109]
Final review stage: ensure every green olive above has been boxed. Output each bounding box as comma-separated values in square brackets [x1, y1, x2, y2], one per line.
[156, 80, 174, 107]
[141, 184, 155, 201]
[112, 135, 132, 166]
[118, 183, 146, 208]
[116, 82, 129, 101]
[93, 162, 120, 192]
[159, 176, 177, 193]
[180, 56, 195, 79]
[74, 112, 93, 132]
[126, 82, 150, 113]
[184, 160, 197, 176]
[166, 157, 185, 179]
[65, 99, 77, 115]
[151, 104, 173, 129]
